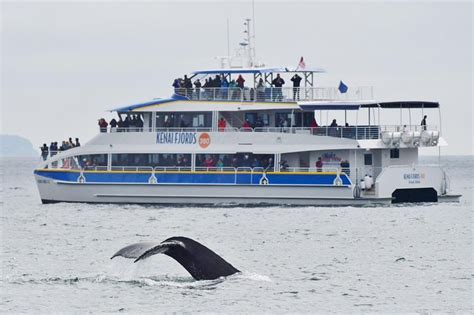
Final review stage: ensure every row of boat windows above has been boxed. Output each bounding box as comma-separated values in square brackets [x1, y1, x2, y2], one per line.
[51, 153, 275, 169]
[48, 150, 401, 170]
[154, 111, 316, 128]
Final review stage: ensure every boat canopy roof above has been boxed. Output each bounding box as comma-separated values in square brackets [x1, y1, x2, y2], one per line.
[112, 95, 440, 113]
[192, 66, 326, 75]
[299, 101, 440, 111]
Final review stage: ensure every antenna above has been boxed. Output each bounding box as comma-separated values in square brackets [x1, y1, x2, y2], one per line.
[226, 18, 230, 60]
[252, 0, 256, 63]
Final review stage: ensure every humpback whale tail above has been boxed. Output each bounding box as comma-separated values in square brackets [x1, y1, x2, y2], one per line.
[111, 236, 240, 280]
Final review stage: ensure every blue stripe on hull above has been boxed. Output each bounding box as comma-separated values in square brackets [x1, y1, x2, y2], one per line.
[34, 170, 351, 186]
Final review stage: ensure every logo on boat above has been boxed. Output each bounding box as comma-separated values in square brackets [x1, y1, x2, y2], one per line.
[403, 172, 425, 184]
[156, 132, 197, 145]
[198, 133, 211, 149]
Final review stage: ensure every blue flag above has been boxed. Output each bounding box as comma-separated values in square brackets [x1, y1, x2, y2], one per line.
[338, 81, 348, 94]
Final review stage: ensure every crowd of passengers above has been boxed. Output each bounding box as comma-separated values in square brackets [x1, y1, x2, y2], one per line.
[98, 114, 144, 132]
[40, 138, 80, 161]
[172, 73, 303, 101]
[196, 154, 274, 169]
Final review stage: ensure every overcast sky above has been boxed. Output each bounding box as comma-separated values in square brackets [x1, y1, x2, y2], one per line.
[1, 0, 473, 155]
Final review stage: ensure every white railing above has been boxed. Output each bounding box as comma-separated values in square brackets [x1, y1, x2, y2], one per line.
[173, 86, 374, 102]
[88, 124, 440, 142]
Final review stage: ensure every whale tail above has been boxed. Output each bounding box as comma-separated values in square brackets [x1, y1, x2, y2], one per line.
[111, 236, 239, 280]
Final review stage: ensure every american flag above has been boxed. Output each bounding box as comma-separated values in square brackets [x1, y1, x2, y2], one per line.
[297, 56, 306, 70]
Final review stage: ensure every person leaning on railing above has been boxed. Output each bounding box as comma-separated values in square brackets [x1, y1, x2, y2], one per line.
[98, 118, 108, 133]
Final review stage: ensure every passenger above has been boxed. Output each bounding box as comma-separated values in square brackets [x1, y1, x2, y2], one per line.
[255, 117, 264, 130]
[216, 159, 224, 168]
[330, 119, 338, 127]
[290, 74, 302, 100]
[256, 78, 265, 101]
[242, 120, 252, 131]
[340, 160, 350, 176]
[271, 74, 285, 101]
[60, 141, 68, 151]
[51, 142, 58, 156]
[220, 77, 229, 100]
[421, 115, 427, 130]
[218, 117, 227, 132]
[172, 78, 181, 95]
[229, 79, 237, 100]
[98, 118, 108, 133]
[236, 75, 245, 100]
[316, 157, 323, 172]
[251, 157, 261, 168]
[123, 115, 131, 131]
[194, 79, 202, 100]
[40, 144, 49, 161]
[183, 75, 193, 98]
[280, 160, 289, 171]
[267, 157, 274, 170]
[214, 75, 222, 89]
[203, 155, 214, 168]
[75, 138, 80, 147]
[109, 118, 118, 132]
[136, 115, 144, 131]
[49, 142, 55, 157]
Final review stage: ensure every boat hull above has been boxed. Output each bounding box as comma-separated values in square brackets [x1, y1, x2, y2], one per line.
[35, 175, 393, 206]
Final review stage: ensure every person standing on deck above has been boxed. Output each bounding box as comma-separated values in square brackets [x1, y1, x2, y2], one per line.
[272, 74, 285, 101]
[40, 144, 49, 161]
[98, 118, 108, 133]
[290, 74, 302, 100]
[194, 79, 202, 100]
[236, 75, 245, 100]
[109, 118, 118, 132]
[421, 115, 427, 130]
[316, 157, 323, 172]
[218, 117, 227, 132]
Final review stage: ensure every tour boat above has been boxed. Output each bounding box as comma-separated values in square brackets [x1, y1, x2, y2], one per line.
[33, 65, 461, 205]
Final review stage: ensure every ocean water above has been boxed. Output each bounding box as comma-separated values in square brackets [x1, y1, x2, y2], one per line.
[1, 156, 472, 313]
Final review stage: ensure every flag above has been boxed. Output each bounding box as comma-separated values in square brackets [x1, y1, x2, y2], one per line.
[338, 80, 348, 93]
[297, 56, 306, 70]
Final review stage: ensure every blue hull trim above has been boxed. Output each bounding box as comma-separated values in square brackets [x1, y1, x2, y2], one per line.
[34, 170, 352, 186]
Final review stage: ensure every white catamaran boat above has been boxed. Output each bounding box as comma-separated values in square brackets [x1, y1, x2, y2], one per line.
[34, 21, 461, 206]
[33, 65, 461, 205]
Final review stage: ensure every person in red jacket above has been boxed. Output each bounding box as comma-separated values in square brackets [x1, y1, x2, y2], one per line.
[98, 118, 108, 133]
[242, 120, 251, 131]
[218, 117, 227, 132]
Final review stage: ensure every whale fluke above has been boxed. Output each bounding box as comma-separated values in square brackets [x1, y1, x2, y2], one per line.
[111, 236, 240, 280]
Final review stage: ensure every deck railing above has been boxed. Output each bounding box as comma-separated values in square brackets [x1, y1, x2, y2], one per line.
[99, 125, 437, 141]
[174, 86, 374, 102]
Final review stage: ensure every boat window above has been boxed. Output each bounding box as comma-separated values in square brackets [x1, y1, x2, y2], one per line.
[244, 113, 270, 128]
[364, 153, 373, 166]
[275, 112, 301, 127]
[77, 154, 108, 170]
[111, 153, 191, 168]
[156, 112, 211, 128]
[51, 157, 80, 170]
[196, 153, 274, 170]
[390, 148, 400, 159]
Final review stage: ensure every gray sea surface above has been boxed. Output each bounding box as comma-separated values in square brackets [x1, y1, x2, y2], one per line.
[1, 156, 473, 313]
